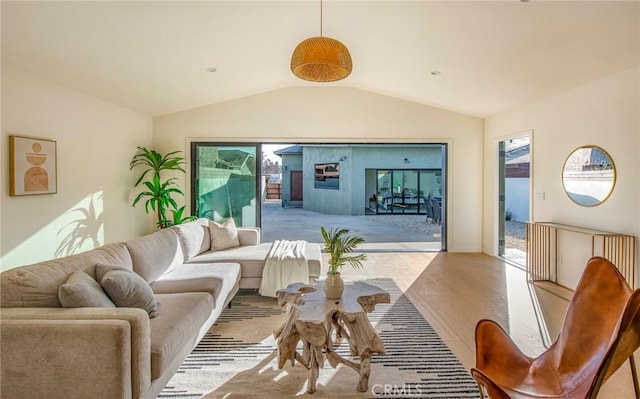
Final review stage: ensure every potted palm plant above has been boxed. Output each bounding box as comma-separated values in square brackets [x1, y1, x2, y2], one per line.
[320, 226, 367, 299]
[130, 146, 196, 229]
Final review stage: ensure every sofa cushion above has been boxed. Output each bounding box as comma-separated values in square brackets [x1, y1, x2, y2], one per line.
[1, 243, 132, 308]
[58, 270, 116, 308]
[189, 244, 271, 278]
[149, 292, 214, 380]
[209, 219, 240, 251]
[125, 228, 184, 283]
[96, 264, 158, 318]
[150, 263, 240, 308]
[188, 242, 323, 279]
[303, 242, 323, 277]
[170, 218, 211, 262]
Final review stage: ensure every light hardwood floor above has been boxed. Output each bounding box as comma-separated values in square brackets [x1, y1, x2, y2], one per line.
[334, 251, 637, 399]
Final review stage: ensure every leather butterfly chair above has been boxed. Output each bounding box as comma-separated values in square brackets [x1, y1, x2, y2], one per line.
[471, 256, 640, 399]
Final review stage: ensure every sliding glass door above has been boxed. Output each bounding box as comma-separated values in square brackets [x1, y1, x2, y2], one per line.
[376, 170, 392, 213]
[374, 169, 441, 215]
[191, 143, 260, 227]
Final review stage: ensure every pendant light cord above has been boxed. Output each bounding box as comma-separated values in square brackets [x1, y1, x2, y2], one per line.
[320, 0, 323, 37]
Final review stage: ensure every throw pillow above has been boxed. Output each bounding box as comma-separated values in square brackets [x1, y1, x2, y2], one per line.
[59, 270, 116, 308]
[96, 263, 159, 318]
[209, 218, 240, 251]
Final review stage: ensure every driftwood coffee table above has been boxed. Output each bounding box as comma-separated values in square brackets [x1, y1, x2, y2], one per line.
[274, 281, 390, 393]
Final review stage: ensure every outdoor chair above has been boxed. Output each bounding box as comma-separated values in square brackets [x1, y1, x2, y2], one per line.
[471, 256, 640, 399]
[425, 201, 434, 222]
[425, 198, 441, 224]
[431, 199, 441, 224]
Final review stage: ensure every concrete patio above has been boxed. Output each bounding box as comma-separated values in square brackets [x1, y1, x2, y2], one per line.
[260, 200, 526, 266]
[260, 200, 442, 251]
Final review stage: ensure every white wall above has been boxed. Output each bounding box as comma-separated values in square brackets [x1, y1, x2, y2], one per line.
[505, 178, 530, 222]
[154, 87, 484, 252]
[484, 66, 640, 287]
[1, 66, 153, 271]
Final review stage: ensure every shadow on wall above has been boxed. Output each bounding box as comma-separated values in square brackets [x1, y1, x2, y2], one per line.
[55, 193, 104, 257]
[1, 190, 109, 271]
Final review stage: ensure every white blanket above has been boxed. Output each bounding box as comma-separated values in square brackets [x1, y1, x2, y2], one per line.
[259, 240, 309, 297]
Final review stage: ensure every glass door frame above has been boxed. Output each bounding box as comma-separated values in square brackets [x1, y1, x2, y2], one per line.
[190, 141, 262, 228]
[188, 141, 448, 252]
[498, 141, 506, 257]
[373, 168, 442, 215]
[369, 142, 448, 251]
[497, 132, 532, 264]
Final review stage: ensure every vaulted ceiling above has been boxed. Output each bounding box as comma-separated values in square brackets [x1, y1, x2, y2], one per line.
[2, 1, 638, 118]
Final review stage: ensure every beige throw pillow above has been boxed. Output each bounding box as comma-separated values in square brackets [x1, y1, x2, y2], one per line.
[59, 270, 116, 308]
[209, 218, 240, 251]
[96, 263, 158, 318]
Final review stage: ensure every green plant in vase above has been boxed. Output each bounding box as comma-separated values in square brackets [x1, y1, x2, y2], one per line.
[130, 146, 196, 229]
[320, 226, 367, 299]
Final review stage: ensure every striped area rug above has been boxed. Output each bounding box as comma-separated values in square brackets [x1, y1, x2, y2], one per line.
[159, 278, 480, 399]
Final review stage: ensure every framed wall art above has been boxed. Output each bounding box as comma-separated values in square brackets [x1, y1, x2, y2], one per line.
[10, 135, 57, 196]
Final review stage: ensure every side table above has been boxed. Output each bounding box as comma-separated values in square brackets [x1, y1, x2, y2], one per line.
[274, 281, 390, 393]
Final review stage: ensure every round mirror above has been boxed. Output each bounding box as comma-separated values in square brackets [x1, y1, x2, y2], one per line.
[562, 145, 615, 206]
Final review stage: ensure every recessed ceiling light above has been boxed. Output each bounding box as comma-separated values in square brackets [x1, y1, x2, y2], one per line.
[206, 67, 217, 73]
[431, 71, 441, 76]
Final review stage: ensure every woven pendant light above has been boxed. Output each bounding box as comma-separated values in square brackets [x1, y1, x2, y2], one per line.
[291, 0, 352, 82]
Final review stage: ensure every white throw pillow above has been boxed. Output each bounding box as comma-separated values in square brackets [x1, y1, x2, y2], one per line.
[209, 218, 240, 251]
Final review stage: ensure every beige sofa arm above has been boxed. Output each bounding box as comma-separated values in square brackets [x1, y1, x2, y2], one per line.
[237, 227, 261, 246]
[1, 307, 151, 399]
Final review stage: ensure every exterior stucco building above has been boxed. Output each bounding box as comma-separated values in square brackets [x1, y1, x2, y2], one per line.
[276, 144, 445, 217]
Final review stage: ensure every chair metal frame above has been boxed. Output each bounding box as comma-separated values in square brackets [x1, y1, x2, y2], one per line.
[472, 256, 640, 399]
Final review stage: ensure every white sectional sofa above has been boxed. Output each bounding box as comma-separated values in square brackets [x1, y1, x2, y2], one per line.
[0, 218, 322, 399]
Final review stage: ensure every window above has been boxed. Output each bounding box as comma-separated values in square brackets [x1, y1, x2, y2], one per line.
[314, 162, 340, 190]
